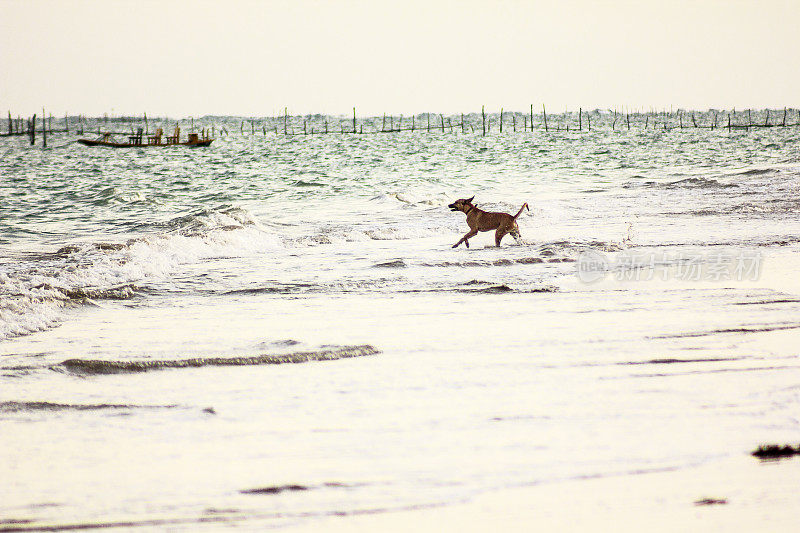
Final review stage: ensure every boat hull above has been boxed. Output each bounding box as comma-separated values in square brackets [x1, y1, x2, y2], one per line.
[77, 139, 213, 148]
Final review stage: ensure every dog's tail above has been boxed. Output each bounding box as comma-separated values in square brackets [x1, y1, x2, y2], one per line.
[513, 203, 530, 220]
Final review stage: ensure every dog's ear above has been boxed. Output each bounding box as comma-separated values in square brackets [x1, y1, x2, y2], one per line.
[467, 196, 475, 203]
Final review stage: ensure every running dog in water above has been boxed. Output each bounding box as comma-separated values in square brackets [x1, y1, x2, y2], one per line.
[449, 196, 529, 248]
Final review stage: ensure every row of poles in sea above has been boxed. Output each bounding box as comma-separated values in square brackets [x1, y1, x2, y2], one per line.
[267, 106, 800, 137]
[3, 106, 800, 146]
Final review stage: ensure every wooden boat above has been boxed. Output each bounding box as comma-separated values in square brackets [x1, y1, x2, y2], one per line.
[78, 127, 213, 148]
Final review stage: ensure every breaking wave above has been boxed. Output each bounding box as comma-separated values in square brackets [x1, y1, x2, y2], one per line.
[0, 205, 284, 340]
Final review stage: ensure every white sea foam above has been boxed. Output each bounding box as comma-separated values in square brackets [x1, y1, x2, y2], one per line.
[0, 206, 285, 340]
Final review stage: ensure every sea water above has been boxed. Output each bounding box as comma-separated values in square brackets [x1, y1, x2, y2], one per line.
[2, 117, 800, 529]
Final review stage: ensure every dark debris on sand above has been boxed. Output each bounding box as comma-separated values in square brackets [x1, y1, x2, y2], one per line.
[751, 444, 800, 460]
[694, 498, 728, 506]
[240, 482, 349, 495]
[241, 484, 309, 495]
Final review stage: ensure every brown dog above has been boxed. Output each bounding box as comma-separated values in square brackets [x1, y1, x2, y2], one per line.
[449, 196, 529, 248]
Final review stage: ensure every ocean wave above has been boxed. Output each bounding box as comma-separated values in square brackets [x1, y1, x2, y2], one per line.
[645, 236, 800, 248]
[673, 198, 800, 217]
[293, 224, 443, 246]
[223, 282, 317, 295]
[0, 401, 178, 413]
[0, 206, 283, 340]
[291, 180, 327, 187]
[370, 192, 448, 207]
[402, 283, 559, 294]
[460, 284, 514, 293]
[663, 177, 738, 189]
[649, 323, 800, 339]
[0, 286, 64, 340]
[163, 205, 261, 236]
[58, 344, 380, 375]
[373, 259, 407, 268]
[423, 257, 565, 267]
[733, 168, 778, 176]
[623, 177, 737, 190]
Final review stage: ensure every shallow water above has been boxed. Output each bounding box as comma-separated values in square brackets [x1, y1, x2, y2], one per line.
[2, 118, 800, 529]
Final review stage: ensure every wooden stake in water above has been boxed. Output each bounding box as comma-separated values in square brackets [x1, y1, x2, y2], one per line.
[353, 107, 357, 134]
[530, 104, 534, 132]
[481, 106, 486, 136]
[542, 104, 548, 132]
[499, 108, 503, 133]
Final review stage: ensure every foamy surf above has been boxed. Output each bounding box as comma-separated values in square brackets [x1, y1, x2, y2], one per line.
[0, 206, 284, 340]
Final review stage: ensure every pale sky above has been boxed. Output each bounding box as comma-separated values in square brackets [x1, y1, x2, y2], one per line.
[1, 0, 798, 118]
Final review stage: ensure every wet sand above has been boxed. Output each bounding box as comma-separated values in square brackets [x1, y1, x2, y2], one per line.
[291, 456, 800, 532]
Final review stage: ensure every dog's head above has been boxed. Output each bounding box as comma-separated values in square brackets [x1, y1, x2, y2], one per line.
[448, 196, 475, 213]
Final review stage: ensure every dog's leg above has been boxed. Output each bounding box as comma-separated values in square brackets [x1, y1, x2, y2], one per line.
[453, 229, 478, 248]
[495, 228, 508, 247]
